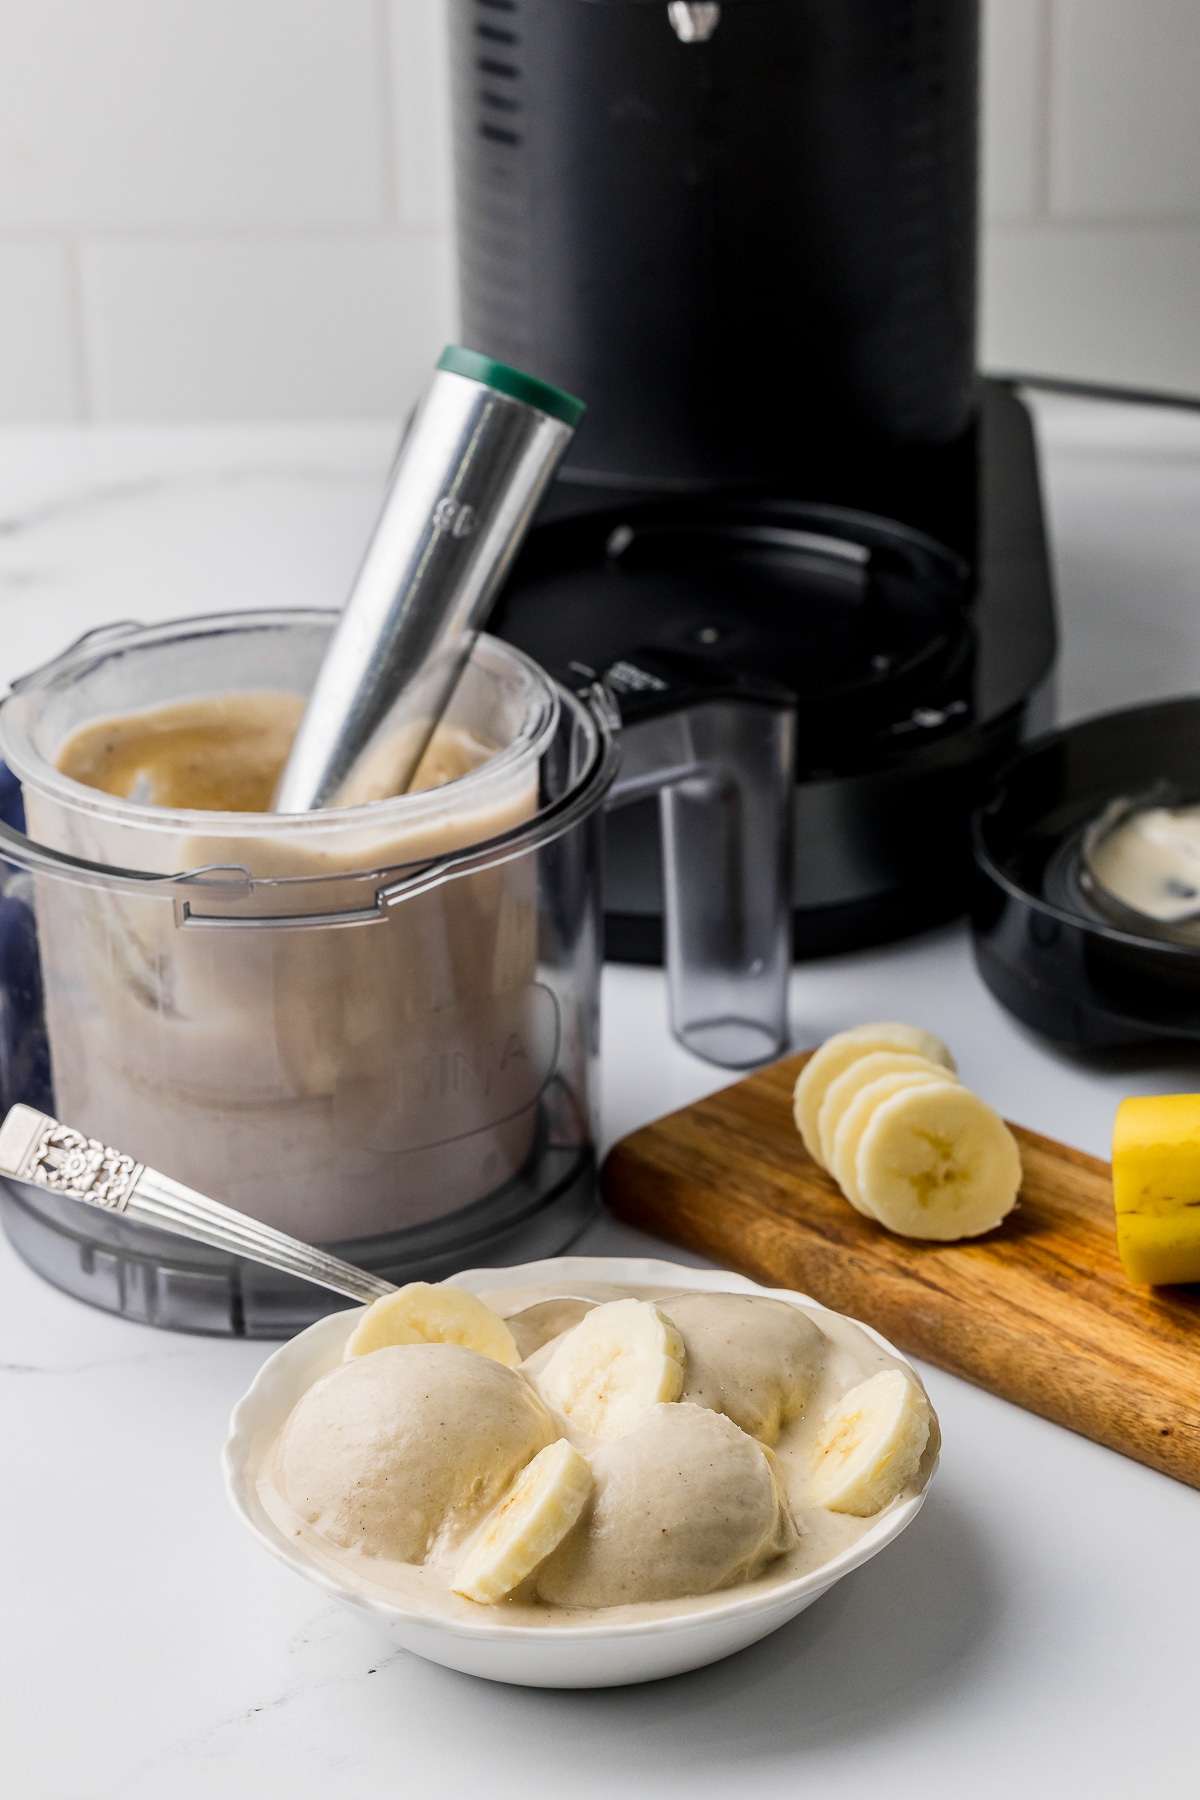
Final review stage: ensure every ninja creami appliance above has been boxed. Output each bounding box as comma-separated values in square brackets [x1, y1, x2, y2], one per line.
[453, 0, 1058, 958]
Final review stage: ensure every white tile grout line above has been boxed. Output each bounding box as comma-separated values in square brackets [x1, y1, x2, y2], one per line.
[62, 235, 90, 422]
[374, 0, 400, 227]
[24, 224, 447, 248]
[1034, 0, 1054, 223]
[985, 217, 1200, 236]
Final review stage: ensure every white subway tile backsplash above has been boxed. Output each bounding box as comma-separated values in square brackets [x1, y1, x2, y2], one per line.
[80, 234, 456, 419]
[1051, 0, 1200, 221]
[0, 0, 386, 230]
[392, 0, 453, 230]
[982, 224, 1200, 392]
[0, 242, 79, 418]
[0, 0, 1198, 415]
[981, 0, 1048, 224]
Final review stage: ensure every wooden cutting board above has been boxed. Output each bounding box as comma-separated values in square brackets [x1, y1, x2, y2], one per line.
[602, 1052, 1200, 1491]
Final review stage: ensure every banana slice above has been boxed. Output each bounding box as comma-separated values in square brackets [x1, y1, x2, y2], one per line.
[809, 1369, 932, 1515]
[817, 1050, 957, 1170]
[343, 1281, 521, 1367]
[792, 1023, 955, 1165]
[452, 1438, 593, 1604]
[533, 1297, 686, 1439]
[856, 1081, 1022, 1241]
[830, 1070, 949, 1213]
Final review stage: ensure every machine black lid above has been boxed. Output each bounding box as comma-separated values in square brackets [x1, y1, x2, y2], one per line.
[492, 496, 974, 776]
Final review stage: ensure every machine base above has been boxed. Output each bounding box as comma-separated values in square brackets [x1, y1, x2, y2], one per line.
[0, 1144, 597, 1338]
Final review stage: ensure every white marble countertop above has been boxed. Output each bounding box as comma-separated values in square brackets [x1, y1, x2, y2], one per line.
[4, 396, 1200, 1798]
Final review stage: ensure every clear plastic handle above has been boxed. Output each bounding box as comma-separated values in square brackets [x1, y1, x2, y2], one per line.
[607, 675, 794, 1068]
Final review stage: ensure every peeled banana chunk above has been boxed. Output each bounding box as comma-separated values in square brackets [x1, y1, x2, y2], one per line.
[660, 1291, 827, 1445]
[792, 1023, 955, 1166]
[343, 1281, 521, 1368]
[453, 1438, 594, 1605]
[817, 1050, 958, 1171]
[856, 1081, 1022, 1241]
[533, 1297, 686, 1440]
[809, 1369, 932, 1516]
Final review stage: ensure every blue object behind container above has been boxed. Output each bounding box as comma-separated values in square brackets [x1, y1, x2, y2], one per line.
[0, 761, 52, 1114]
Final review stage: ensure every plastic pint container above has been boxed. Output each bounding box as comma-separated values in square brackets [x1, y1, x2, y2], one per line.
[0, 611, 616, 1335]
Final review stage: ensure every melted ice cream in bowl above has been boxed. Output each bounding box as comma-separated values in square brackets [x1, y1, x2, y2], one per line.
[223, 1256, 939, 1687]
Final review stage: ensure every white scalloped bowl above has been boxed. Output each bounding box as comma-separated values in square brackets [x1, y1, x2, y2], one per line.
[223, 1256, 938, 1688]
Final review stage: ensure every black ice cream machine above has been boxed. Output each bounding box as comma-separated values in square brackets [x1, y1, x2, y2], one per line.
[449, 0, 1057, 959]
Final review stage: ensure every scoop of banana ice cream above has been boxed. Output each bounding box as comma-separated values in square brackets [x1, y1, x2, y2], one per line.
[535, 1402, 798, 1608]
[659, 1293, 826, 1444]
[279, 1343, 555, 1562]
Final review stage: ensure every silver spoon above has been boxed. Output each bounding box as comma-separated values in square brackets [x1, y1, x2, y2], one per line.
[0, 1104, 393, 1306]
[0, 1106, 606, 1335]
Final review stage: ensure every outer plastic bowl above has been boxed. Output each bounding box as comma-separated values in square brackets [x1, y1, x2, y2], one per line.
[971, 695, 1200, 1048]
[222, 1256, 939, 1688]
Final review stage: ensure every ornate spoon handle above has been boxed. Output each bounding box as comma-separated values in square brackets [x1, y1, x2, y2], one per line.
[0, 1105, 394, 1307]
